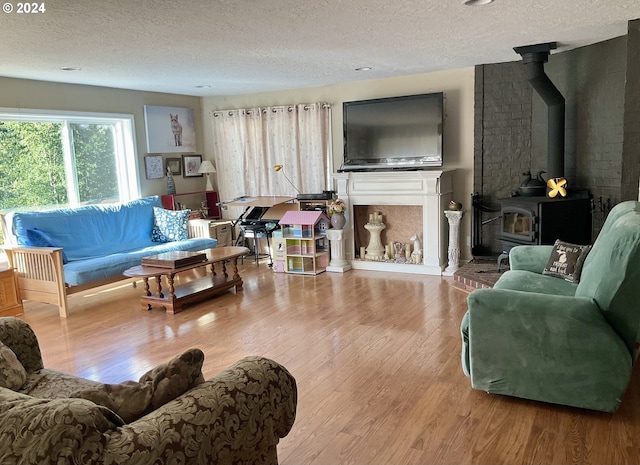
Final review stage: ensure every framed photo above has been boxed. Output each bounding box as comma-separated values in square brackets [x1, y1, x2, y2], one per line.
[165, 157, 182, 176]
[183, 154, 203, 177]
[144, 155, 165, 179]
[144, 105, 197, 153]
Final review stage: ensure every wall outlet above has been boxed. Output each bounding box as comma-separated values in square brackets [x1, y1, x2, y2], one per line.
[466, 236, 471, 246]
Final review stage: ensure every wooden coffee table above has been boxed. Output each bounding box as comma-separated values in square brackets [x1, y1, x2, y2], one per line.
[124, 246, 249, 314]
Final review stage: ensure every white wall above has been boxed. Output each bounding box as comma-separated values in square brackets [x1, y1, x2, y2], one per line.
[0, 76, 207, 197]
[202, 67, 475, 259]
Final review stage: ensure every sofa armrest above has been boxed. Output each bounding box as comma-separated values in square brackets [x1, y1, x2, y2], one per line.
[102, 356, 297, 465]
[4, 245, 69, 317]
[508, 245, 554, 273]
[465, 288, 632, 412]
[0, 317, 44, 372]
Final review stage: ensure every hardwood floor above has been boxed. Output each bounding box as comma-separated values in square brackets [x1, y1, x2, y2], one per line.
[18, 260, 640, 465]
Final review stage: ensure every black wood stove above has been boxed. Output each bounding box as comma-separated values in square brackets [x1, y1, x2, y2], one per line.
[501, 195, 592, 251]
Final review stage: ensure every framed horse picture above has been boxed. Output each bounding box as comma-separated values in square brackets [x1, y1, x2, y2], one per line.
[144, 105, 197, 153]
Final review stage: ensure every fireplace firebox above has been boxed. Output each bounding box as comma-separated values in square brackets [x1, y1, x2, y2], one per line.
[500, 195, 592, 253]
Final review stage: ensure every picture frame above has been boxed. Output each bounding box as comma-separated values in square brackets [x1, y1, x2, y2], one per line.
[165, 157, 182, 176]
[144, 154, 165, 179]
[183, 154, 203, 177]
[144, 105, 197, 153]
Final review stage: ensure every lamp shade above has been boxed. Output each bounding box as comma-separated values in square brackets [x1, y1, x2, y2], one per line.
[198, 160, 217, 174]
[198, 160, 216, 191]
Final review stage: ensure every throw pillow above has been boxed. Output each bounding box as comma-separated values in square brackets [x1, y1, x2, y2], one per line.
[151, 207, 190, 242]
[0, 341, 28, 390]
[24, 228, 68, 263]
[70, 381, 153, 424]
[70, 348, 205, 423]
[139, 348, 205, 409]
[542, 239, 592, 283]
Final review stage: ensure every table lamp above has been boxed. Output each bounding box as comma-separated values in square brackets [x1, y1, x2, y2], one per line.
[198, 160, 217, 191]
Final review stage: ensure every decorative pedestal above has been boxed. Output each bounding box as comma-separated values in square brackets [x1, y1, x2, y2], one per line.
[326, 228, 352, 273]
[443, 210, 463, 276]
[364, 222, 386, 260]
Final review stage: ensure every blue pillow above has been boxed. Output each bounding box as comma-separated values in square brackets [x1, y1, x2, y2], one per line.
[24, 228, 68, 263]
[151, 207, 190, 242]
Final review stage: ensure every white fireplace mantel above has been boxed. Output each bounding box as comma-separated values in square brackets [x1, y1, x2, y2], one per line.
[333, 170, 455, 275]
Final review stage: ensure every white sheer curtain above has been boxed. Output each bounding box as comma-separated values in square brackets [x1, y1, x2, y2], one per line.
[210, 103, 331, 218]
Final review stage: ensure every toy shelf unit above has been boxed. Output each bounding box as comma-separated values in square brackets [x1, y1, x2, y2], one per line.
[161, 191, 221, 219]
[277, 210, 330, 275]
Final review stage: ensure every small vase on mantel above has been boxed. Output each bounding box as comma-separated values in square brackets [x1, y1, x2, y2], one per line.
[330, 213, 346, 230]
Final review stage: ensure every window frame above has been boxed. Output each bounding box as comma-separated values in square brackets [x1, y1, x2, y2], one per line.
[0, 107, 141, 206]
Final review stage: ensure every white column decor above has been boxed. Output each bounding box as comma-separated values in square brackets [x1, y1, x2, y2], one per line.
[364, 221, 386, 260]
[326, 228, 352, 272]
[443, 210, 464, 276]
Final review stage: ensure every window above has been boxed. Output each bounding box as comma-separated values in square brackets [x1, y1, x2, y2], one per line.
[0, 108, 140, 213]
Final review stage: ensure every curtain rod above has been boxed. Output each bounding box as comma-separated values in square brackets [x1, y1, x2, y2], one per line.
[209, 102, 331, 118]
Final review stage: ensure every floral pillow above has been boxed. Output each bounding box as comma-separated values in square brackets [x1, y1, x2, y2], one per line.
[0, 341, 28, 390]
[151, 207, 190, 242]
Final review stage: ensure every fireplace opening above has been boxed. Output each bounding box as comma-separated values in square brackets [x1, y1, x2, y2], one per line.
[353, 205, 422, 258]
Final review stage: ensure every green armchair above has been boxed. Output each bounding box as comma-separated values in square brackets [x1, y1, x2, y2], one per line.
[0, 317, 297, 464]
[461, 200, 640, 412]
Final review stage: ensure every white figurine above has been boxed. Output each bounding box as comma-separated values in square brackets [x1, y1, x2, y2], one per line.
[410, 234, 422, 256]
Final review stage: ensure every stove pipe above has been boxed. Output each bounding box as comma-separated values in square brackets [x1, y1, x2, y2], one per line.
[513, 42, 565, 180]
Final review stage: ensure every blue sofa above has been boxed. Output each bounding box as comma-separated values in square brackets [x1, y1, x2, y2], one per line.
[2, 196, 217, 317]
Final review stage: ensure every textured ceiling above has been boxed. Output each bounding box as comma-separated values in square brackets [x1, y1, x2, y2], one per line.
[1, 0, 640, 97]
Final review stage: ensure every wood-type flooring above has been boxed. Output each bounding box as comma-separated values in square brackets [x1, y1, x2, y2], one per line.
[18, 260, 640, 465]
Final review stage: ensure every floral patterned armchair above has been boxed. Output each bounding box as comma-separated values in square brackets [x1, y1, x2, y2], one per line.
[0, 317, 297, 465]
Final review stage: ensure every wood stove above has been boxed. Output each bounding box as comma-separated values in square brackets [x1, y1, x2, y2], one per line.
[495, 43, 593, 269]
[500, 195, 592, 252]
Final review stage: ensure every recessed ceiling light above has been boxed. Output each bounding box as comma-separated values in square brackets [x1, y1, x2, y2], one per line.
[355, 67, 372, 71]
[463, 0, 494, 5]
[195, 85, 211, 89]
[60, 66, 81, 71]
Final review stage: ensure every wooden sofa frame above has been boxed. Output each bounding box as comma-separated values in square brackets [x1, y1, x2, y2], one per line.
[3, 246, 133, 318]
[1, 214, 135, 318]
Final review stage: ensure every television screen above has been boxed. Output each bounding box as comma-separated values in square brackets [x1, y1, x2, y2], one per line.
[341, 92, 443, 171]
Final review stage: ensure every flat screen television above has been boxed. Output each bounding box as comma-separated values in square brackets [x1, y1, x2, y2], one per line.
[341, 92, 443, 171]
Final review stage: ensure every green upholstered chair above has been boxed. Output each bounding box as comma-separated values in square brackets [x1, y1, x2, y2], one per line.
[461, 200, 640, 412]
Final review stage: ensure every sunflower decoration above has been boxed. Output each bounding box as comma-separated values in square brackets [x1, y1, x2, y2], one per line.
[547, 177, 568, 198]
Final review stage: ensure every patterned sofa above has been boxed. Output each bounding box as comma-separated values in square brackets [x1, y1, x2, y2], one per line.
[0, 317, 297, 465]
[1, 196, 217, 317]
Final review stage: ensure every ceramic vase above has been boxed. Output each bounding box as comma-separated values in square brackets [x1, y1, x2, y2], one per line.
[330, 213, 346, 229]
[166, 168, 176, 195]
